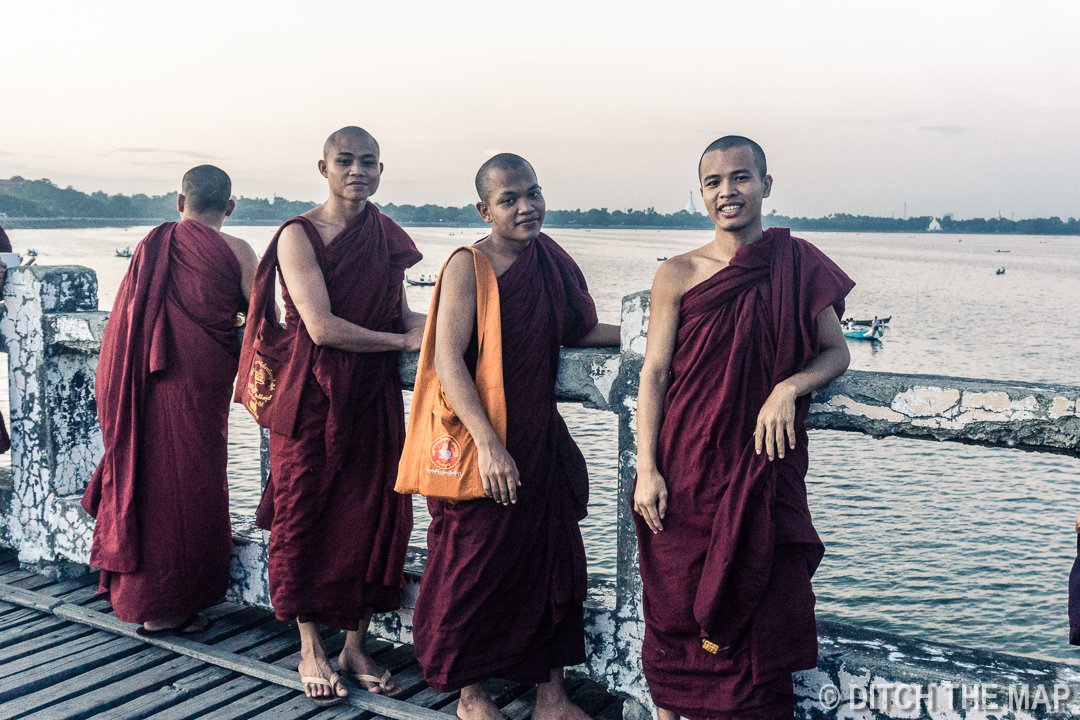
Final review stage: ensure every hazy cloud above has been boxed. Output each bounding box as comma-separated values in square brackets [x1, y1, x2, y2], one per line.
[115, 147, 221, 159]
[919, 125, 975, 137]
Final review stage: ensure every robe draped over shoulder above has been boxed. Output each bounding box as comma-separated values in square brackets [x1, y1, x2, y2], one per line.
[413, 233, 598, 692]
[82, 220, 245, 622]
[635, 228, 853, 718]
[247, 205, 421, 629]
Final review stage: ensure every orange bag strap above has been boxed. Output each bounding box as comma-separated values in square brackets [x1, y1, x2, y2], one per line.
[417, 246, 506, 447]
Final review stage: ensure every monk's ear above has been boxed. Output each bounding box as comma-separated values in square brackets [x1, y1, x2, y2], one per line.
[177, 194, 186, 215]
[318, 159, 328, 177]
[225, 198, 236, 218]
[762, 174, 773, 198]
[475, 201, 493, 224]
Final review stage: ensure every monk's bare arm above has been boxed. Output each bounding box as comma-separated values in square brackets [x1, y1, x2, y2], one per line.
[401, 291, 426, 332]
[755, 308, 850, 460]
[569, 322, 621, 348]
[633, 260, 685, 533]
[433, 250, 520, 506]
[277, 224, 423, 352]
[220, 232, 258, 303]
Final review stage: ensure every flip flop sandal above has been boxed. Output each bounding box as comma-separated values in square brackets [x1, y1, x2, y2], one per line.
[350, 669, 398, 695]
[300, 672, 344, 707]
[136, 612, 213, 637]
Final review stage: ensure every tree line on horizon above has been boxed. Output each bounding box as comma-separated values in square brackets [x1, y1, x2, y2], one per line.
[1, 177, 1077, 235]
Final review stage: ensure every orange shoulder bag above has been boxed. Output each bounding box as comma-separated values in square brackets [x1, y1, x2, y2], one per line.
[395, 247, 507, 503]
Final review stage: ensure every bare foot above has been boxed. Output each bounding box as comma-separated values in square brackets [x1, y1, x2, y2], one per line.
[458, 683, 508, 720]
[656, 709, 681, 720]
[338, 644, 398, 695]
[141, 613, 210, 634]
[533, 695, 593, 720]
[534, 669, 593, 720]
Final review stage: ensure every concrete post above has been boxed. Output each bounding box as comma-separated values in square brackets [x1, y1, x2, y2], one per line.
[611, 290, 652, 715]
[0, 265, 106, 573]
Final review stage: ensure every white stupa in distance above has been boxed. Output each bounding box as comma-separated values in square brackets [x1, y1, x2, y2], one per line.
[683, 191, 705, 215]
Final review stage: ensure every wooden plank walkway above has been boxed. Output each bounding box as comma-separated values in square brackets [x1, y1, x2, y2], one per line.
[0, 552, 624, 720]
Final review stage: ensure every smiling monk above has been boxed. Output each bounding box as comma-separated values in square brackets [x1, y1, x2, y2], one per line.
[412, 154, 620, 720]
[240, 127, 424, 705]
[633, 136, 855, 720]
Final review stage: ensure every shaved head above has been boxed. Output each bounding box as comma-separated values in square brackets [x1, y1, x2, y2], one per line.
[323, 126, 379, 159]
[475, 153, 535, 202]
[699, 136, 767, 180]
[181, 165, 232, 214]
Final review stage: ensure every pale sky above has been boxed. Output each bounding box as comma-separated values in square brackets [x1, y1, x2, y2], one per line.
[2, 0, 1078, 219]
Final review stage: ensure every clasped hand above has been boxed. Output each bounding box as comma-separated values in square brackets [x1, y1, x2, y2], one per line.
[754, 382, 798, 461]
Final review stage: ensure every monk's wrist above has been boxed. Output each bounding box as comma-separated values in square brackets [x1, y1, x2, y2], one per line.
[775, 380, 799, 400]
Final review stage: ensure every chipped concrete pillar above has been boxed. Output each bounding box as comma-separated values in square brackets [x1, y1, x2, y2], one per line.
[610, 290, 653, 714]
[0, 265, 107, 571]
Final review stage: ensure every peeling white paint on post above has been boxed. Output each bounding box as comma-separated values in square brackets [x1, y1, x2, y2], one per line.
[0, 266, 102, 572]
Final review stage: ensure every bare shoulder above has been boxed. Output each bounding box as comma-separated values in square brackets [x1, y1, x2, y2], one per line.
[219, 232, 258, 267]
[654, 250, 706, 299]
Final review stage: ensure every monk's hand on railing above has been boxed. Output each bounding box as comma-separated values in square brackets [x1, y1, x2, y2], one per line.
[634, 468, 668, 534]
[1074, 511, 1080, 533]
[479, 442, 521, 506]
[755, 382, 798, 461]
[401, 326, 424, 352]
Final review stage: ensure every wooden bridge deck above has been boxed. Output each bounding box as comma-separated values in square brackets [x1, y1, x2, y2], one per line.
[0, 551, 624, 720]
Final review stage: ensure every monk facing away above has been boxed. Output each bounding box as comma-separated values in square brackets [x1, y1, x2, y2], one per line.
[241, 127, 424, 704]
[83, 165, 258, 635]
[412, 154, 620, 720]
[633, 137, 854, 720]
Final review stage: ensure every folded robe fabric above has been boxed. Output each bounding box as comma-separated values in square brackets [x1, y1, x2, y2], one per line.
[1070, 534, 1080, 645]
[635, 228, 854, 718]
[413, 233, 598, 692]
[242, 205, 421, 629]
[82, 220, 245, 621]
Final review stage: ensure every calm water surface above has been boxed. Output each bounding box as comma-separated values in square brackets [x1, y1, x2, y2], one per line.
[4, 225, 1078, 664]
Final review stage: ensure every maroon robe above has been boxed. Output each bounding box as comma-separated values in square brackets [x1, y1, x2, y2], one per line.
[635, 228, 854, 719]
[82, 219, 245, 623]
[0, 223, 12, 453]
[247, 206, 420, 630]
[413, 233, 598, 693]
[1070, 535, 1080, 645]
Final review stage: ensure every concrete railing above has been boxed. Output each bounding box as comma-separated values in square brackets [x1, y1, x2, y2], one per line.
[2, 266, 1079, 719]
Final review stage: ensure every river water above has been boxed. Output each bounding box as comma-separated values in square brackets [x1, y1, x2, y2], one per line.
[3, 224, 1078, 664]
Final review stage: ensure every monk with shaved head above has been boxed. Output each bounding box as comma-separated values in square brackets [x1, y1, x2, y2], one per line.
[239, 126, 424, 704]
[634, 136, 854, 719]
[411, 154, 620, 719]
[84, 165, 258, 636]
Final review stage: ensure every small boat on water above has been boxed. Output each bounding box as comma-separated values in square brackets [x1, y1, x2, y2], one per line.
[842, 316, 890, 327]
[406, 277, 435, 287]
[26, 249, 38, 257]
[996, 267, 1006, 275]
[844, 326, 884, 341]
[657, 256, 668, 261]
[115, 248, 132, 258]
[996, 249, 1011, 253]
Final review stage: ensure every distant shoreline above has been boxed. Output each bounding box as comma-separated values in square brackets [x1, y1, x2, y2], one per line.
[2, 216, 1078, 236]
